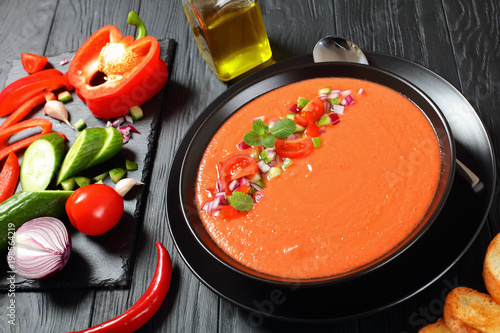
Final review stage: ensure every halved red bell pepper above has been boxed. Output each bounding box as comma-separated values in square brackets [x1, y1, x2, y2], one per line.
[67, 25, 168, 119]
[0, 69, 73, 117]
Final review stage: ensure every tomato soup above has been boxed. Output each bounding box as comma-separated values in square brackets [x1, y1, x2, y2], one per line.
[195, 77, 442, 279]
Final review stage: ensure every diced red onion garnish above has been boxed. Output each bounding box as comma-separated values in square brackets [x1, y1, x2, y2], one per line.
[203, 195, 224, 213]
[332, 104, 345, 115]
[106, 121, 113, 127]
[340, 90, 352, 97]
[250, 182, 263, 192]
[328, 91, 340, 99]
[319, 127, 327, 134]
[358, 88, 364, 95]
[125, 114, 134, 123]
[287, 133, 299, 140]
[237, 140, 251, 150]
[344, 95, 355, 106]
[266, 148, 276, 160]
[118, 125, 141, 144]
[7, 217, 71, 280]
[340, 99, 347, 106]
[112, 117, 124, 128]
[324, 101, 330, 111]
[60, 58, 69, 66]
[239, 177, 250, 186]
[229, 179, 240, 191]
[253, 116, 266, 122]
[329, 113, 341, 124]
[254, 191, 265, 202]
[268, 120, 276, 128]
[121, 124, 140, 134]
[214, 192, 227, 205]
[216, 179, 224, 193]
[289, 104, 300, 113]
[319, 93, 328, 101]
[257, 160, 271, 173]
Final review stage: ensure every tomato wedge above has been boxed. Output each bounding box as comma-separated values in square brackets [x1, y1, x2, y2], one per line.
[299, 96, 325, 123]
[21, 53, 48, 74]
[275, 139, 314, 158]
[305, 122, 321, 138]
[220, 154, 258, 193]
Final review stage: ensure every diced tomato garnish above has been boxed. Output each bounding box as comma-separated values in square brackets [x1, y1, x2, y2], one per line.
[305, 122, 321, 138]
[220, 205, 239, 220]
[275, 139, 314, 158]
[299, 97, 325, 123]
[234, 184, 251, 194]
[220, 154, 258, 194]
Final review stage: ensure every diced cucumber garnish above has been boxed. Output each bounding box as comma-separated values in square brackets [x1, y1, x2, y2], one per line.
[58, 91, 73, 103]
[74, 119, 87, 131]
[248, 173, 261, 183]
[286, 113, 296, 120]
[259, 148, 275, 163]
[317, 115, 333, 126]
[266, 167, 283, 181]
[297, 97, 309, 109]
[282, 158, 293, 169]
[331, 98, 341, 106]
[294, 124, 305, 133]
[74, 176, 91, 187]
[129, 106, 143, 121]
[109, 167, 126, 183]
[312, 137, 322, 148]
[60, 178, 76, 191]
[318, 87, 331, 95]
[125, 159, 138, 171]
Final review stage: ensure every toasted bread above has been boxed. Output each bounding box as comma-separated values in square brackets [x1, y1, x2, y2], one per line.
[484, 232, 500, 304]
[443, 287, 500, 332]
[418, 318, 453, 332]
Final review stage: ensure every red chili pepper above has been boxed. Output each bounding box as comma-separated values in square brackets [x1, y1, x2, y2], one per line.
[0, 69, 73, 117]
[0, 152, 19, 203]
[67, 23, 168, 119]
[68, 242, 172, 333]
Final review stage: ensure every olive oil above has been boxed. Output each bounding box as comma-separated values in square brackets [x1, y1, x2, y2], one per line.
[184, 0, 272, 81]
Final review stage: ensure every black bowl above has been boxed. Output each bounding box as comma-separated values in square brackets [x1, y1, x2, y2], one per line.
[172, 62, 455, 287]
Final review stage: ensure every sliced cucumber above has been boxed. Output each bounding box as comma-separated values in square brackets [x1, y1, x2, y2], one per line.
[109, 167, 126, 183]
[266, 167, 283, 181]
[93, 171, 108, 182]
[56, 128, 107, 185]
[60, 178, 76, 191]
[125, 159, 138, 171]
[74, 119, 87, 131]
[20, 132, 65, 191]
[129, 105, 143, 121]
[87, 127, 123, 168]
[0, 190, 73, 251]
[74, 176, 91, 187]
[58, 91, 73, 103]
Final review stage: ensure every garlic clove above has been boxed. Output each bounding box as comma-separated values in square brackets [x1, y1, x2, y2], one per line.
[115, 178, 144, 196]
[43, 100, 74, 129]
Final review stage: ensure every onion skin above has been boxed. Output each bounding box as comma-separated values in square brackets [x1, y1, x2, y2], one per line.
[7, 217, 71, 280]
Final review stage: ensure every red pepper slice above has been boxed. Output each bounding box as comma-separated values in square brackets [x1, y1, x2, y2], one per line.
[0, 69, 73, 117]
[67, 25, 168, 119]
[0, 118, 52, 141]
[69, 241, 172, 333]
[220, 205, 239, 220]
[21, 53, 48, 74]
[0, 152, 19, 203]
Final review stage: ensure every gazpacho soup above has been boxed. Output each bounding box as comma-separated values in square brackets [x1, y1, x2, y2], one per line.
[195, 77, 442, 280]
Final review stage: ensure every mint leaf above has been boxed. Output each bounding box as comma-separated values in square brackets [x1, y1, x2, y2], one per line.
[244, 131, 262, 147]
[270, 118, 296, 138]
[230, 192, 254, 211]
[261, 132, 275, 148]
[252, 120, 269, 136]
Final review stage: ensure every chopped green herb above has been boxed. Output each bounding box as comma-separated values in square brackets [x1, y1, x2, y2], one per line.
[230, 191, 254, 211]
[252, 120, 269, 135]
[243, 118, 295, 148]
[270, 118, 296, 138]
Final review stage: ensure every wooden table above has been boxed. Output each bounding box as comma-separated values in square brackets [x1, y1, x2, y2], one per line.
[0, 0, 499, 332]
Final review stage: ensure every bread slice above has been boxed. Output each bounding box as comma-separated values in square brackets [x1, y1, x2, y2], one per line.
[484, 232, 500, 304]
[443, 287, 500, 332]
[418, 318, 453, 332]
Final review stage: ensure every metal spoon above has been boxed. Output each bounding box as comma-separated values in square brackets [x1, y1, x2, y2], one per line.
[312, 36, 483, 192]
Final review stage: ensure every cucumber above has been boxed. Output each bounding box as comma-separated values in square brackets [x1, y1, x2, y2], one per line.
[74, 176, 91, 187]
[20, 132, 65, 191]
[0, 190, 73, 251]
[129, 105, 143, 121]
[92, 171, 108, 182]
[265, 167, 283, 181]
[58, 91, 73, 103]
[87, 126, 123, 168]
[60, 178, 76, 191]
[109, 167, 126, 183]
[125, 159, 138, 171]
[74, 118, 87, 131]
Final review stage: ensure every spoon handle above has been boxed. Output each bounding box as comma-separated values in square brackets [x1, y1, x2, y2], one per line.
[456, 159, 483, 193]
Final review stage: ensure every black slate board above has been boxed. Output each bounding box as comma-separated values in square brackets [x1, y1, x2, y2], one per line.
[0, 38, 176, 291]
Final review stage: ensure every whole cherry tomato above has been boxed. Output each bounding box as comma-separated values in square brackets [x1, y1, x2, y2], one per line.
[65, 184, 124, 235]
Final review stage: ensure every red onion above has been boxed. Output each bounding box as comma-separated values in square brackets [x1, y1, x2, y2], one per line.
[7, 217, 71, 280]
[328, 91, 340, 99]
[332, 104, 345, 115]
[237, 140, 251, 150]
[358, 88, 364, 95]
[340, 90, 352, 97]
[250, 182, 263, 191]
[254, 191, 265, 202]
[229, 179, 240, 191]
[253, 116, 266, 122]
[257, 160, 271, 173]
[344, 95, 355, 106]
[329, 113, 341, 124]
[289, 104, 300, 113]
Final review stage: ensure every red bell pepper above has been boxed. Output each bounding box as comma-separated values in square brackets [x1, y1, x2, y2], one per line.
[0, 152, 19, 203]
[0, 131, 66, 162]
[0, 69, 73, 117]
[67, 24, 168, 119]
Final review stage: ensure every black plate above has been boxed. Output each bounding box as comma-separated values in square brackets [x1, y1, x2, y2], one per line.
[166, 52, 495, 321]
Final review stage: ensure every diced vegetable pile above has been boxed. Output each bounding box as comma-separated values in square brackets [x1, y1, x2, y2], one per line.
[202, 86, 362, 219]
